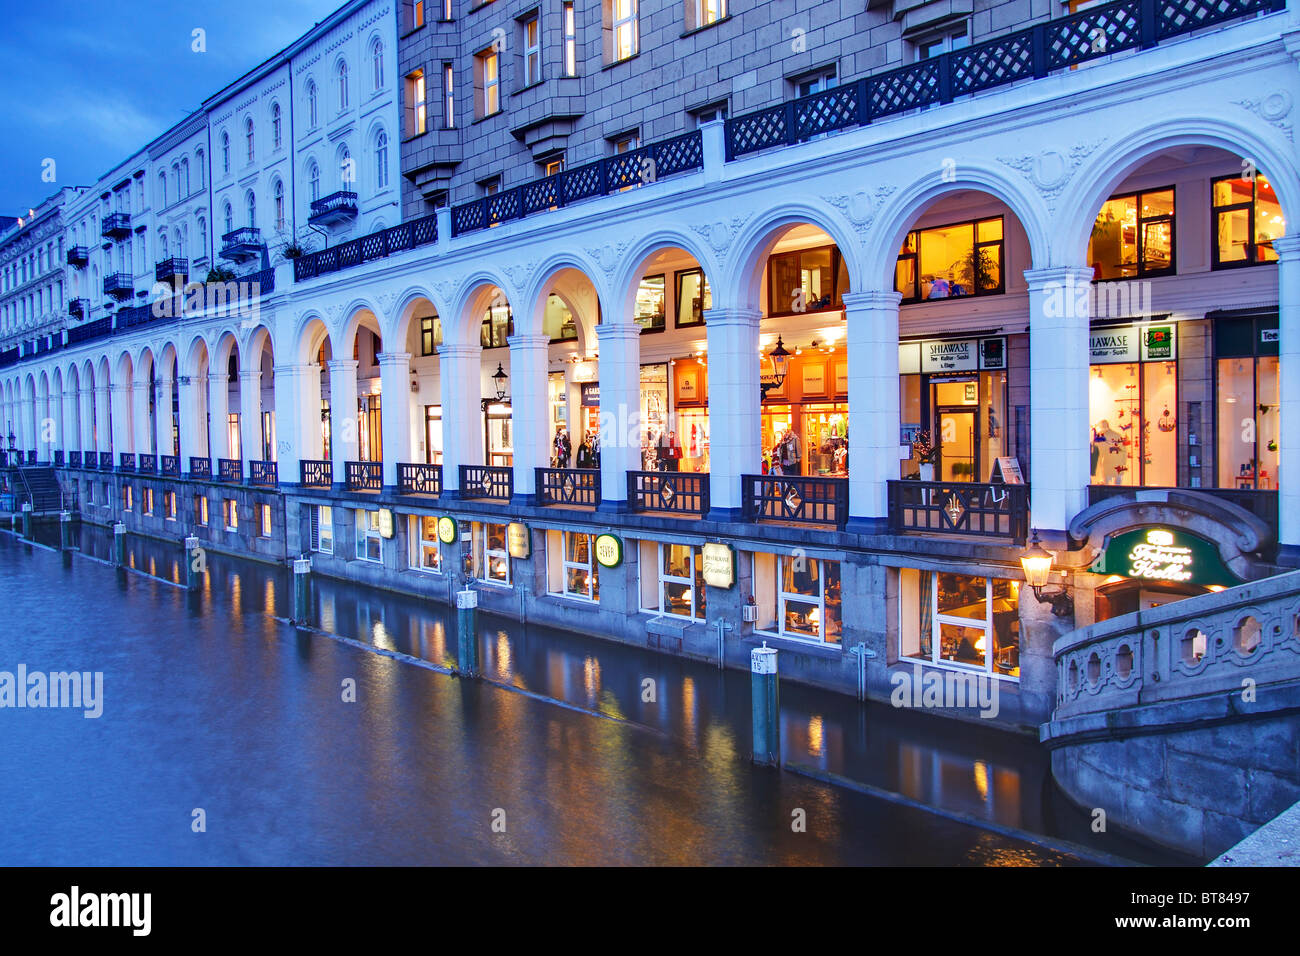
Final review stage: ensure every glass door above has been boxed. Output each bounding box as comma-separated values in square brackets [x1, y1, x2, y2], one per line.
[937, 407, 978, 482]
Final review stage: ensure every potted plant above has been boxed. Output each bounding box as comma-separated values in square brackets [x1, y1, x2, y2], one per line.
[205, 265, 236, 283]
[912, 429, 938, 482]
[281, 242, 306, 261]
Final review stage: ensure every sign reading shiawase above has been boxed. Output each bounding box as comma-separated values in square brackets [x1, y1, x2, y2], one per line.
[594, 534, 623, 568]
[1090, 527, 1240, 588]
[701, 542, 736, 589]
[507, 522, 530, 559]
[437, 516, 458, 544]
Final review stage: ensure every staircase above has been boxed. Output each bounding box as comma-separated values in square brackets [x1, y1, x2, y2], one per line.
[14, 466, 68, 514]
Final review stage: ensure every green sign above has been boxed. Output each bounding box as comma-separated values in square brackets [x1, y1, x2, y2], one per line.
[1144, 326, 1174, 360]
[594, 534, 623, 569]
[1091, 527, 1240, 588]
[437, 516, 458, 544]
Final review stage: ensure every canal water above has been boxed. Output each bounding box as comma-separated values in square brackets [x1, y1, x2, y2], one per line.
[0, 523, 1184, 865]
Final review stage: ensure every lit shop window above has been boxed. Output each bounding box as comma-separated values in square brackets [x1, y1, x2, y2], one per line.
[122, 485, 133, 512]
[1212, 174, 1284, 268]
[258, 503, 272, 538]
[899, 570, 1020, 678]
[194, 494, 209, 526]
[1215, 314, 1279, 490]
[675, 268, 710, 328]
[164, 491, 177, 520]
[410, 515, 442, 573]
[752, 552, 841, 645]
[310, 505, 333, 554]
[547, 530, 599, 601]
[355, 508, 383, 562]
[639, 541, 705, 620]
[141, 487, 154, 515]
[768, 244, 850, 316]
[472, 521, 511, 585]
[1088, 188, 1174, 279]
[895, 217, 1003, 303]
[223, 498, 239, 531]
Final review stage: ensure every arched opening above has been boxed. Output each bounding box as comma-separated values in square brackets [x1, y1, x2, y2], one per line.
[297, 317, 334, 467]
[343, 308, 384, 465]
[396, 296, 443, 466]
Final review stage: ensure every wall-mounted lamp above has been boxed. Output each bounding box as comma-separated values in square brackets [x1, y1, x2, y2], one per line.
[759, 336, 790, 400]
[1019, 529, 1074, 618]
[481, 363, 509, 411]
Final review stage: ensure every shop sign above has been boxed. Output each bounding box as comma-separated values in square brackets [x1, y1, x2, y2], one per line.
[1261, 328, 1279, 345]
[921, 339, 978, 373]
[980, 338, 1006, 370]
[594, 533, 623, 568]
[1144, 326, 1175, 360]
[1090, 324, 1177, 364]
[700, 542, 736, 589]
[572, 361, 598, 383]
[898, 342, 921, 375]
[378, 508, 394, 539]
[1090, 527, 1240, 588]
[436, 516, 458, 544]
[507, 522, 530, 559]
[581, 383, 600, 407]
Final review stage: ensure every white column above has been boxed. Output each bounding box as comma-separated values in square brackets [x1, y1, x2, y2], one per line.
[132, 377, 152, 456]
[377, 352, 412, 486]
[18, 395, 33, 455]
[80, 385, 95, 454]
[507, 333, 550, 499]
[208, 369, 229, 462]
[594, 322, 641, 508]
[61, 385, 77, 457]
[1276, 235, 1300, 554]
[44, 386, 61, 461]
[178, 375, 205, 468]
[110, 383, 133, 459]
[155, 375, 174, 459]
[239, 368, 262, 464]
[274, 363, 310, 481]
[300, 364, 324, 461]
[94, 385, 112, 455]
[327, 359, 359, 483]
[703, 308, 762, 517]
[438, 344, 483, 494]
[844, 290, 902, 527]
[1026, 266, 1092, 537]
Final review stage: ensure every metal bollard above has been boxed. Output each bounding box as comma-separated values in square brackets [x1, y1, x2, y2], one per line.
[59, 511, 72, 551]
[113, 522, 126, 566]
[751, 643, 780, 766]
[456, 586, 480, 677]
[184, 536, 202, 591]
[21, 502, 32, 540]
[292, 556, 312, 625]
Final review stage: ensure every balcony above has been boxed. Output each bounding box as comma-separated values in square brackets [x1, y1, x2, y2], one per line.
[220, 227, 264, 263]
[98, 452, 114, 471]
[68, 298, 88, 319]
[308, 190, 358, 226]
[627, 471, 710, 518]
[161, 455, 180, 478]
[536, 467, 599, 508]
[397, 462, 442, 497]
[294, 214, 437, 282]
[137, 453, 157, 474]
[66, 246, 88, 268]
[189, 457, 212, 480]
[217, 458, 243, 483]
[345, 461, 383, 492]
[101, 213, 131, 239]
[155, 258, 188, 283]
[299, 459, 333, 489]
[118, 453, 136, 473]
[458, 465, 513, 502]
[887, 480, 1029, 544]
[743, 474, 849, 529]
[249, 460, 278, 487]
[103, 274, 133, 299]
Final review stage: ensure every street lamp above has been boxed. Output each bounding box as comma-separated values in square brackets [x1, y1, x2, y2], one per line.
[1020, 529, 1074, 617]
[481, 363, 509, 411]
[759, 336, 791, 400]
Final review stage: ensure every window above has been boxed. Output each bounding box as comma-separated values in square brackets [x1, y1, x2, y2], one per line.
[221, 132, 230, 173]
[634, 274, 665, 332]
[181, 159, 190, 196]
[371, 38, 385, 92]
[307, 80, 318, 127]
[355, 508, 382, 562]
[543, 294, 578, 341]
[613, 133, 639, 157]
[443, 63, 456, 128]
[795, 67, 836, 98]
[916, 28, 970, 60]
[157, 172, 167, 208]
[899, 570, 1020, 678]
[85, 484, 94, 506]
[480, 300, 513, 348]
[375, 130, 389, 189]
[258, 503, 272, 537]
[420, 315, 443, 355]
[543, 157, 564, 177]
[142, 487, 154, 515]
[895, 217, 1004, 303]
[194, 494, 208, 526]
[223, 202, 233, 235]
[164, 490, 177, 520]
[272, 103, 282, 150]
[472, 521, 511, 585]
[675, 268, 710, 327]
[196, 150, 205, 187]
[308, 162, 321, 203]
[409, 0, 425, 29]
[768, 244, 850, 315]
[245, 191, 257, 229]
[753, 552, 842, 646]
[686, 0, 726, 31]
[407, 70, 428, 135]
[475, 48, 500, 118]
[339, 145, 353, 188]
[442, 0, 452, 18]
[523, 13, 541, 86]
[563, 1, 577, 76]
[1215, 314, 1279, 490]
[122, 485, 133, 511]
[245, 117, 255, 164]
[197, 218, 207, 257]
[273, 180, 285, 232]
[223, 498, 238, 531]
[609, 0, 638, 62]
[411, 516, 442, 572]
[309, 504, 333, 553]
[639, 542, 705, 620]
[338, 60, 350, 110]
[1212, 174, 1284, 268]
[548, 530, 599, 601]
[1088, 188, 1174, 279]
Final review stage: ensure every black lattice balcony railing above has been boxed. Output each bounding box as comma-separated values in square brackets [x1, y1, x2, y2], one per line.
[249, 460, 278, 486]
[189, 457, 212, 480]
[101, 212, 131, 238]
[397, 462, 443, 496]
[217, 458, 243, 483]
[68, 298, 89, 319]
[536, 467, 600, 507]
[66, 246, 88, 267]
[118, 453, 137, 472]
[887, 479, 1029, 544]
[137, 453, 157, 474]
[451, 130, 704, 237]
[81, 451, 96, 470]
[458, 465, 513, 501]
[299, 459, 333, 488]
[69, 451, 82, 469]
[742, 474, 848, 529]
[155, 258, 188, 283]
[161, 455, 180, 477]
[220, 227, 264, 263]
[103, 273, 133, 298]
[626, 471, 710, 517]
[345, 460, 383, 492]
[294, 213, 437, 282]
[724, 0, 1284, 160]
[308, 190, 358, 225]
[99, 452, 114, 470]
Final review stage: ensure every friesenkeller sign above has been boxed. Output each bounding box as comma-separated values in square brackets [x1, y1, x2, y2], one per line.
[1090, 527, 1239, 588]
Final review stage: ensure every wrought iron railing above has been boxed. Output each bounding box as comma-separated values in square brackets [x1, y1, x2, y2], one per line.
[53, 450, 64, 468]
[627, 471, 710, 517]
[104, 273, 133, 296]
[137, 453, 157, 474]
[189, 456, 212, 480]
[68, 298, 88, 319]
[308, 190, 358, 221]
[101, 212, 131, 237]
[887, 479, 1029, 543]
[118, 453, 136, 472]
[725, 0, 1283, 160]
[345, 460, 383, 492]
[99, 452, 114, 471]
[68, 451, 82, 469]
[451, 130, 704, 237]
[294, 214, 437, 282]
[155, 258, 188, 282]
[220, 226, 262, 249]
[742, 474, 848, 528]
[299, 459, 333, 488]
[161, 455, 180, 477]
[397, 462, 443, 496]
[249, 460, 278, 486]
[217, 458, 243, 483]
[66, 245, 88, 267]
[536, 467, 600, 507]
[458, 465, 513, 501]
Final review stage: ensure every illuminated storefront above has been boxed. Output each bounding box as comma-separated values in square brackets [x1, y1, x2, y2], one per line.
[760, 342, 848, 476]
[1214, 311, 1279, 490]
[899, 570, 1021, 678]
[1088, 322, 1177, 487]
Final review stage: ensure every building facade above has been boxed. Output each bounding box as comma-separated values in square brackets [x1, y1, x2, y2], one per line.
[1, 0, 1298, 735]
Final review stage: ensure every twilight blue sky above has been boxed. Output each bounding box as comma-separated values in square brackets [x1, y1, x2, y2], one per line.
[0, 0, 346, 216]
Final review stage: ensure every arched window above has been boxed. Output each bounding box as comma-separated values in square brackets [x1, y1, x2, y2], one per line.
[157, 172, 167, 207]
[179, 226, 187, 258]
[371, 38, 384, 91]
[171, 163, 181, 203]
[221, 133, 230, 173]
[273, 180, 285, 232]
[339, 145, 353, 189]
[307, 80, 318, 127]
[197, 218, 207, 257]
[223, 202, 233, 235]
[245, 117, 255, 163]
[337, 60, 349, 110]
[308, 161, 321, 202]
[272, 103, 282, 149]
[158, 229, 168, 257]
[375, 130, 388, 190]
[195, 150, 205, 187]
[181, 159, 190, 196]
[245, 191, 256, 229]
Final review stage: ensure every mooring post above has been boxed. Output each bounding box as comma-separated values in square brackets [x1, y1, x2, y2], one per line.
[292, 556, 312, 625]
[456, 585, 480, 677]
[112, 522, 126, 566]
[184, 536, 202, 591]
[21, 501, 32, 539]
[751, 642, 780, 766]
[59, 510, 72, 551]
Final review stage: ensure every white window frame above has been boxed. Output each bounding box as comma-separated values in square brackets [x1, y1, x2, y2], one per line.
[898, 570, 1021, 680]
[640, 541, 705, 621]
[523, 14, 541, 86]
[375, 130, 389, 189]
[612, 0, 638, 62]
[477, 48, 500, 117]
[443, 63, 455, 128]
[224, 498, 238, 531]
[408, 70, 428, 135]
[547, 529, 598, 602]
[410, 515, 442, 573]
[563, 1, 577, 76]
[309, 504, 333, 554]
[258, 503, 272, 538]
[752, 552, 841, 646]
[474, 521, 511, 586]
[355, 508, 382, 562]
